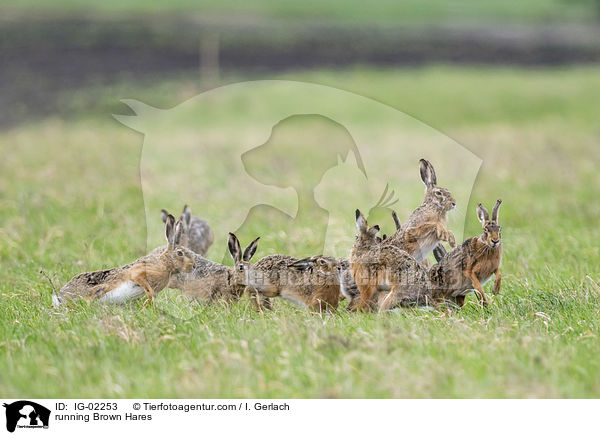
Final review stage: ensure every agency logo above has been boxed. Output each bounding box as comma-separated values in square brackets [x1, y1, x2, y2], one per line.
[3, 401, 50, 433]
[114, 80, 481, 318]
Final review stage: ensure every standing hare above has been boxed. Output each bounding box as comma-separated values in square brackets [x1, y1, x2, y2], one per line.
[161, 204, 214, 256]
[385, 159, 456, 262]
[349, 210, 430, 311]
[54, 215, 194, 306]
[429, 199, 503, 307]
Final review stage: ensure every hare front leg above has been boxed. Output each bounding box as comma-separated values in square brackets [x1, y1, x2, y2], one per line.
[246, 286, 272, 312]
[131, 270, 155, 307]
[492, 269, 502, 294]
[436, 224, 456, 248]
[351, 266, 375, 312]
[467, 271, 488, 307]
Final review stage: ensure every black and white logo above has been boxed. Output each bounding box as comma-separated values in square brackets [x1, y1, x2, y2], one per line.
[3, 401, 50, 433]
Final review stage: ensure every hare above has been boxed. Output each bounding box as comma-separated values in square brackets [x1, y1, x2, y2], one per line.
[230, 235, 343, 312]
[161, 204, 214, 256]
[349, 209, 431, 311]
[53, 215, 194, 306]
[385, 159, 456, 262]
[164, 233, 259, 304]
[428, 199, 503, 307]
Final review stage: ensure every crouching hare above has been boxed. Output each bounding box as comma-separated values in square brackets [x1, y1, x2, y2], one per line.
[228, 233, 343, 312]
[54, 215, 194, 306]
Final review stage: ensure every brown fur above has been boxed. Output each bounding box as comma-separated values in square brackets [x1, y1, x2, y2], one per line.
[166, 251, 245, 303]
[239, 251, 343, 312]
[349, 209, 432, 312]
[154, 233, 260, 305]
[161, 204, 214, 256]
[429, 199, 503, 306]
[55, 215, 194, 306]
[385, 159, 456, 262]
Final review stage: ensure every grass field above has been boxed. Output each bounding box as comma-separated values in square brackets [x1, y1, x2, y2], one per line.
[1, 65, 599, 398]
[2, 0, 596, 24]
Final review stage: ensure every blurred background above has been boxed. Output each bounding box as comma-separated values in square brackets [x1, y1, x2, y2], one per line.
[2, 0, 599, 271]
[2, 0, 600, 126]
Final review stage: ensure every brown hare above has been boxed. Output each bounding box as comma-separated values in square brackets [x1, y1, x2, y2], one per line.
[161, 204, 214, 256]
[349, 209, 430, 311]
[230, 234, 343, 312]
[164, 233, 259, 304]
[379, 199, 503, 311]
[385, 159, 456, 262]
[54, 215, 194, 306]
[429, 199, 503, 307]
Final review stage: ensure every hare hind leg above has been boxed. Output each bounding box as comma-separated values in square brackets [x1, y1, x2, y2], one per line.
[378, 282, 402, 312]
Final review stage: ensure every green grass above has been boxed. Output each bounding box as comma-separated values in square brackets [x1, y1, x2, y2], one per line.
[1, 65, 600, 398]
[2, 0, 597, 25]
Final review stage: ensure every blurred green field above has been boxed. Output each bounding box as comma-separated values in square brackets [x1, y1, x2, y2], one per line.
[1, 65, 599, 398]
[2, 0, 596, 24]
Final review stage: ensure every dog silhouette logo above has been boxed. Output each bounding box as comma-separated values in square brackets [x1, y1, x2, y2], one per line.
[3, 401, 50, 432]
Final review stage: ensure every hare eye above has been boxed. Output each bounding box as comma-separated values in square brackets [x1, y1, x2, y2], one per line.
[177, 250, 183, 256]
[435, 191, 442, 196]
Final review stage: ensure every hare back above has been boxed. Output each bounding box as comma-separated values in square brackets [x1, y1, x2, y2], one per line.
[390, 220, 443, 260]
[188, 217, 214, 255]
[172, 270, 240, 301]
[429, 237, 500, 297]
[57, 265, 131, 302]
[255, 254, 296, 271]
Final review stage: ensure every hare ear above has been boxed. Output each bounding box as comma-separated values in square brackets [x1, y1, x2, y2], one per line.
[173, 219, 184, 246]
[355, 209, 367, 233]
[227, 233, 242, 263]
[181, 205, 192, 227]
[391, 210, 401, 231]
[243, 237, 260, 262]
[419, 159, 437, 188]
[491, 199, 502, 222]
[433, 243, 447, 262]
[165, 214, 176, 249]
[288, 257, 313, 271]
[477, 203, 489, 225]
[160, 209, 170, 224]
